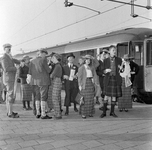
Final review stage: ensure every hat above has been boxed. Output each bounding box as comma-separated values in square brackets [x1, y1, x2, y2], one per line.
[82, 54, 94, 60]
[123, 54, 134, 60]
[67, 53, 75, 59]
[23, 55, 32, 60]
[39, 49, 48, 55]
[53, 53, 62, 61]
[3, 43, 12, 49]
[100, 49, 109, 54]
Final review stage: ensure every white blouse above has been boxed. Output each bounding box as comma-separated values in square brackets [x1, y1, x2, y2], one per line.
[84, 64, 93, 78]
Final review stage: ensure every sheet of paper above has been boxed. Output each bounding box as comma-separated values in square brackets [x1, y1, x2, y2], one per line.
[69, 69, 75, 81]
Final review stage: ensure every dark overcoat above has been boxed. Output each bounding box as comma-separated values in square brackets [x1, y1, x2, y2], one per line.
[63, 64, 78, 106]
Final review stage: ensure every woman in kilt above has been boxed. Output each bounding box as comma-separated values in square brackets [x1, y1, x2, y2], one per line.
[100, 45, 122, 118]
[19, 56, 32, 110]
[50, 53, 63, 119]
[118, 54, 132, 112]
[78, 54, 98, 119]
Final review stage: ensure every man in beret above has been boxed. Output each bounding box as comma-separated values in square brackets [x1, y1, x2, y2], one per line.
[63, 53, 79, 115]
[1, 43, 20, 118]
[28, 49, 52, 119]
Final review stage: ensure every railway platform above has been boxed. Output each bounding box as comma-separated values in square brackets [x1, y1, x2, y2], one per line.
[0, 94, 152, 150]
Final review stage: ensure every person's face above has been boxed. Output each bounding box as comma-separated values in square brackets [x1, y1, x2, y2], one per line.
[79, 58, 84, 65]
[52, 56, 58, 63]
[39, 52, 47, 58]
[4, 47, 11, 54]
[109, 47, 116, 57]
[68, 56, 74, 63]
[100, 52, 106, 60]
[105, 53, 110, 58]
[85, 58, 91, 65]
[20, 61, 25, 67]
[25, 58, 30, 64]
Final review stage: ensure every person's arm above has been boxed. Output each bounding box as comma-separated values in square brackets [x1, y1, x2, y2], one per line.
[43, 58, 51, 74]
[1, 57, 16, 72]
[50, 65, 61, 78]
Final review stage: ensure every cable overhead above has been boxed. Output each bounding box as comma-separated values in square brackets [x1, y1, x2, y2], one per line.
[101, 0, 152, 9]
[6, 0, 56, 41]
[13, 4, 125, 47]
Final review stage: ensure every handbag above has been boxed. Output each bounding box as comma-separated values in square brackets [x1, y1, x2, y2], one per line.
[75, 92, 85, 105]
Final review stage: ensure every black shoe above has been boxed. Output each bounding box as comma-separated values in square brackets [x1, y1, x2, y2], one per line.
[7, 112, 18, 116]
[89, 114, 93, 117]
[119, 109, 123, 112]
[82, 115, 86, 119]
[55, 116, 62, 119]
[110, 113, 118, 117]
[99, 107, 103, 111]
[8, 113, 19, 118]
[27, 107, 32, 110]
[124, 109, 128, 112]
[41, 115, 52, 119]
[36, 114, 41, 118]
[65, 112, 69, 116]
[100, 113, 106, 118]
[74, 108, 78, 112]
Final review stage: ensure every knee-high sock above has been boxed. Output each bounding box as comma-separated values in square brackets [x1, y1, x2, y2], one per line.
[35, 101, 40, 115]
[41, 101, 46, 117]
[8, 103, 13, 115]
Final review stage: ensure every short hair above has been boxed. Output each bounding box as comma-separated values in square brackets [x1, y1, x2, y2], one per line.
[109, 45, 116, 50]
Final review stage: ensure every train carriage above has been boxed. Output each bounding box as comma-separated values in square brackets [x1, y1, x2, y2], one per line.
[14, 27, 152, 104]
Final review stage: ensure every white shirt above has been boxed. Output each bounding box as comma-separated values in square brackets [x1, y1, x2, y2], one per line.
[84, 64, 93, 78]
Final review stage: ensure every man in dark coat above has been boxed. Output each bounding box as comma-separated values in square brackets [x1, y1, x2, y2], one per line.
[96, 49, 109, 109]
[100, 45, 122, 118]
[63, 53, 79, 115]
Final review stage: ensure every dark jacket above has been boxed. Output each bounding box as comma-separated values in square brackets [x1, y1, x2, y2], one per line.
[96, 60, 105, 90]
[29, 57, 51, 86]
[130, 61, 139, 84]
[103, 57, 122, 87]
[19, 65, 29, 84]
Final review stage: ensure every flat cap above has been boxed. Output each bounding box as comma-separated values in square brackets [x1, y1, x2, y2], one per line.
[67, 53, 75, 59]
[3, 43, 12, 48]
[39, 49, 48, 55]
[23, 55, 32, 60]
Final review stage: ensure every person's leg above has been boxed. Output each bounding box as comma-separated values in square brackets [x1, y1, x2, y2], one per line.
[39, 85, 52, 119]
[100, 95, 109, 118]
[110, 97, 118, 117]
[6, 82, 19, 118]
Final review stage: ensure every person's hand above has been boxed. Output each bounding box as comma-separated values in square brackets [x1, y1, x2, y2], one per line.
[63, 75, 69, 80]
[130, 71, 135, 74]
[104, 69, 111, 73]
[73, 75, 77, 79]
[49, 66, 52, 69]
[79, 85, 82, 91]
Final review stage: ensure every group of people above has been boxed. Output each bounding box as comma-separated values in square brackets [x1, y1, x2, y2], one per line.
[0, 43, 139, 119]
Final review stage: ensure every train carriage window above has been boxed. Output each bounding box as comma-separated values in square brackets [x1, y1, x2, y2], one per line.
[80, 49, 95, 56]
[146, 40, 152, 65]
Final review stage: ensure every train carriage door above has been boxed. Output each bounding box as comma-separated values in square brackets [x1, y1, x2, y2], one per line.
[144, 39, 152, 92]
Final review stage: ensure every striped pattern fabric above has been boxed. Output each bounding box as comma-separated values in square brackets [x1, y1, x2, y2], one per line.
[21, 84, 32, 101]
[79, 78, 95, 116]
[47, 84, 53, 109]
[52, 77, 62, 117]
[118, 78, 132, 109]
[104, 76, 122, 98]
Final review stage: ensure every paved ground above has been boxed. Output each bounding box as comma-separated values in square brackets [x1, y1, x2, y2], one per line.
[0, 96, 152, 150]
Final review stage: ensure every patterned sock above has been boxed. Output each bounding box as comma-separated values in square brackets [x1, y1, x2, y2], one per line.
[41, 101, 46, 117]
[35, 101, 40, 115]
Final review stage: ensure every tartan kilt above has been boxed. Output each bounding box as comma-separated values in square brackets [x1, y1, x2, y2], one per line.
[104, 76, 122, 98]
[118, 78, 132, 109]
[52, 78, 62, 117]
[21, 84, 32, 101]
[79, 78, 95, 116]
[47, 84, 53, 109]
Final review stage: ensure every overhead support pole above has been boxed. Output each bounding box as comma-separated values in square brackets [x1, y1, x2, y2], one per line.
[131, 0, 138, 18]
[146, 0, 151, 9]
[101, 0, 152, 9]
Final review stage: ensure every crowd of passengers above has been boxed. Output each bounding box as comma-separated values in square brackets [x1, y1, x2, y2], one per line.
[0, 43, 139, 119]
